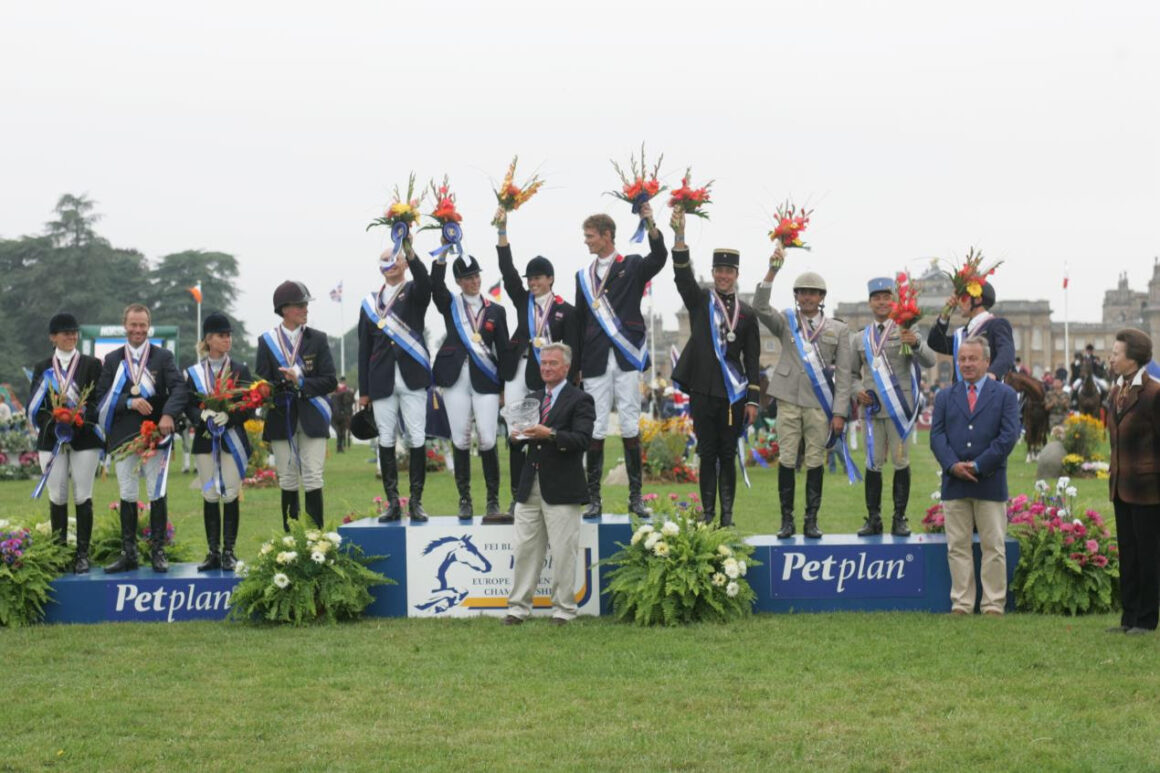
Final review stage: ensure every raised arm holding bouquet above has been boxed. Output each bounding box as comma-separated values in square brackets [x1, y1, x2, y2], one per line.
[421, 175, 465, 260]
[927, 248, 1014, 381]
[367, 173, 425, 268]
[608, 143, 667, 243]
[491, 155, 544, 226]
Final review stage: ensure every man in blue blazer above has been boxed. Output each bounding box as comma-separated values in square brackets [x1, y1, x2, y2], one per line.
[930, 336, 1020, 615]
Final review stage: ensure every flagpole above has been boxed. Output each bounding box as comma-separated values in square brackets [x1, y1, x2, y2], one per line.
[196, 280, 202, 352]
[1063, 263, 1070, 372]
[648, 288, 657, 416]
[339, 295, 346, 375]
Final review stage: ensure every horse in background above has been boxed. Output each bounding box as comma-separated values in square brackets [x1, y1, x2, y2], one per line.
[1075, 358, 1104, 419]
[1005, 371, 1048, 462]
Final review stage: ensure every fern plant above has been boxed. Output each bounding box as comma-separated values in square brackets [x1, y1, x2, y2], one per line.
[0, 519, 71, 627]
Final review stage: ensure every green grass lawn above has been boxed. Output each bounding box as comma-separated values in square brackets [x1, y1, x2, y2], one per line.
[4, 431, 1154, 771]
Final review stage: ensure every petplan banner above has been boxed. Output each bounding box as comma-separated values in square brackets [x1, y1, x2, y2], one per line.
[107, 577, 238, 622]
[771, 543, 924, 599]
[404, 523, 601, 618]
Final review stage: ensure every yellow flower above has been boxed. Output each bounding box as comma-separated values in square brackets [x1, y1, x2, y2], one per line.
[966, 281, 982, 298]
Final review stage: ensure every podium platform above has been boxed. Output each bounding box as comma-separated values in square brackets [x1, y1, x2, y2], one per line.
[44, 564, 240, 624]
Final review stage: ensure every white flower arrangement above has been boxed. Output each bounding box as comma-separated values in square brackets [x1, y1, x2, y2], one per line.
[644, 532, 661, 551]
[311, 551, 326, 564]
[653, 541, 670, 557]
[661, 521, 680, 537]
[259, 543, 273, 556]
[1065, 486, 1078, 497]
[325, 531, 342, 545]
[282, 536, 296, 547]
[717, 544, 733, 558]
[273, 572, 290, 589]
[234, 560, 248, 576]
[306, 530, 322, 541]
[275, 551, 298, 565]
[313, 540, 332, 554]
[726, 581, 739, 598]
[712, 572, 727, 587]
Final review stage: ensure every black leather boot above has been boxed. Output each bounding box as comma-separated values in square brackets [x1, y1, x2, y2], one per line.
[304, 489, 324, 528]
[221, 499, 240, 570]
[718, 456, 737, 528]
[858, 469, 884, 537]
[408, 447, 429, 522]
[104, 500, 139, 573]
[453, 447, 473, 520]
[49, 502, 69, 546]
[480, 447, 508, 523]
[776, 465, 796, 539]
[891, 467, 912, 537]
[280, 489, 300, 532]
[149, 499, 169, 573]
[377, 450, 402, 522]
[508, 443, 524, 518]
[803, 466, 824, 539]
[699, 457, 718, 525]
[582, 439, 604, 519]
[624, 437, 650, 519]
[197, 500, 222, 571]
[73, 499, 93, 574]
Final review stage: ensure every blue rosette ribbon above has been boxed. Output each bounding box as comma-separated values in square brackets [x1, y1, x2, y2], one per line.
[864, 392, 880, 473]
[429, 221, 464, 260]
[202, 417, 228, 495]
[385, 221, 410, 266]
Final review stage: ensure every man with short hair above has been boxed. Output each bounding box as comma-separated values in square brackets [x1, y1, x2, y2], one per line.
[505, 342, 595, 625]
[257, 281, 338, 529]
[752, 243, 854, 539]
[853, 277, 936, 537]
[669, 211, 761, 526]
[96, 304, 188, 572]
[928, 281, 1015, 382]
[575, 205, 667, 519]
[930, 336, 1020, 615]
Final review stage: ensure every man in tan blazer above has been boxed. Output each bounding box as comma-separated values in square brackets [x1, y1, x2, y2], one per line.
[752, 244, 853, 538]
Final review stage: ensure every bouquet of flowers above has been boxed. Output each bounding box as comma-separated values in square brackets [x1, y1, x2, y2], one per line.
[228, 521, 393, 625]
[944, 247, 1002, 307]
[667, 167, 713, 227]
[421, 175, 465, 259]
[889, 271, 923, 355]
[768, 200, 812, 250]
[48, 383, 91, 433]
[193, 373, 268, 432]
[608, 143, 666, 242]
[922, 491, 945, 533]
[366, 173, 425, 261]
[600, 501, 760, 626]
[491, 155, 544, 226]
[0, 518, 72, 627]
[112, 420, 165, 462]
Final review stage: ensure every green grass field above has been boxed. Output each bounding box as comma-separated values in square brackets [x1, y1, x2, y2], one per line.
[4, 431, 1157, 771]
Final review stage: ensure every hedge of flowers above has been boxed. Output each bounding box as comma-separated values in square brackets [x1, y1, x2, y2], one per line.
[0, 517, 71, 627]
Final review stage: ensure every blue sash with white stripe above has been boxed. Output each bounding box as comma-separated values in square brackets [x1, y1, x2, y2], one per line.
[96, 353, 154, 443]
[709, 296, 748, 404]
[863, 326, 921, 441]
[361, 291, 432, 373]
[450, 297, 500, 385]
[187, 364, 249, 487]
[577, 267, 649, 371]
[261, 329, 332, 424]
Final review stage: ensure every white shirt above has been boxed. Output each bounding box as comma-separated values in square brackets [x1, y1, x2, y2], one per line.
[463, 293, 483, 312]
[543, 379, 567, 412]
[1115, 368, 1146, 389]
[380, 280, 404, 307]
[54, 348, 76, 367]
[594, 254, 614, 280]
[280, 324, 302, 347]
[126, 342, 148, 362]
[534, 292, 554, 310]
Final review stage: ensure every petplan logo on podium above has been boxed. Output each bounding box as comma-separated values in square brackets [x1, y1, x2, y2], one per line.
[107, 577, 238, 622]
[774, 543, 924, 598]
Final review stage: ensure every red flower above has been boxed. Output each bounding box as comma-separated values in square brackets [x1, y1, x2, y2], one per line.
[484, 320, 495, 332]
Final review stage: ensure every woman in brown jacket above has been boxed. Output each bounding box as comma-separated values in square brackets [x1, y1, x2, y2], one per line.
[1107, 328, 1160, 635]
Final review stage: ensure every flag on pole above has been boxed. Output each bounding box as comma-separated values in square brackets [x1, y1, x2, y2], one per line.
[487, 280, 502, 300]
[187, 285, 202, 304]
[645, 280, 652, 296]
[669, 344, 680, 372]
[330, 281, 343, 302]
[1062, 274, 1069, 290]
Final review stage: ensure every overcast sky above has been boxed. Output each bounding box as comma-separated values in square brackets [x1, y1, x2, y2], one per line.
[3, 0, 1157, 346]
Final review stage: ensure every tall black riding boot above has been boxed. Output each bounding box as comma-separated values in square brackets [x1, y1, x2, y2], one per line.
[624, 437, 650, 519]
[280, 489, 300, 532]
[891, 467, 913, 537]
[776, 465, 796, 539]
[74, 499, 93, 574]
[49, 502, 69, 546]
[858, 469, 884, 537]
[221, 499, 240, 570]
[453, 447, 473, 520]
[699, 457, 718, 524]
[104, 500, 139, 573]
[377, 450, 402, 522]
[408, 447, 429, 522]
[718, 456, 737, 528]
[508, 442, 525, 517]
[304, 489, 324, 528]
[582, 439, 604, 519]
[803, 466, 824, 539]
[480, 447, 508, 523]
[149, 499, 169, 572]
[197, 500, 222, 571]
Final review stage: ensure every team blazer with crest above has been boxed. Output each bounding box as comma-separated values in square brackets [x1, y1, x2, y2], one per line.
[95, 345, 188, 449]
[431, 261, 511, 395]
[514, 382, 595, 505]
[1108, 372, 1160, 505]
[573, 231, 668, 378]
[358, 254, 433, 400]
[496, 243, 580, 389]
[256, 326, 337, 440]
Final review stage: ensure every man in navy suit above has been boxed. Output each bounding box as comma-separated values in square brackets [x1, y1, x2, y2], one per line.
[504, 342, 595, 626]
[930, 336, 1020, 615]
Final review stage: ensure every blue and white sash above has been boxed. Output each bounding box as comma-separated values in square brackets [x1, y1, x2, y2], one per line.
[152, 435, 174, 499]
[261, 328, 332, 425]
[526, 295, 555, 366]
[96, 348, 156, 443]
[863, 324, 921, 443]
[952, 312, 992, 381]
[787, 309, 861, 483]
[578, 266, 649, 371]
[450, 295, 500, 385]
[361, 288, 432, 373]
[709, 295, 748, 404]
[28, 357, 80, 423]
[187, 363, 249, 490]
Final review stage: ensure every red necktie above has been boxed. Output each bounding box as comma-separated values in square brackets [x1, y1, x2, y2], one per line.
[541, 390, 552, 423]
[967, 383, 977, 412]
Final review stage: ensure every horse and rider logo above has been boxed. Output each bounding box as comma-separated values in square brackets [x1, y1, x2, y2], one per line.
[413, 534, 492, 614]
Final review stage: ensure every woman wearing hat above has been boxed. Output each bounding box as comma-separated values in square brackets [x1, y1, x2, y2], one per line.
[184, 312, 253, 571]
[1107, 327, 1160, 635]
[27, 312, 104, 572]
[431, 253, 510, 521]
[256, 280, 338, 529]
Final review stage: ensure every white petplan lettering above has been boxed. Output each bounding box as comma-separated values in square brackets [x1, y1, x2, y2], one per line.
[781, 551, 908, 593]
[114, 582, 233, 621]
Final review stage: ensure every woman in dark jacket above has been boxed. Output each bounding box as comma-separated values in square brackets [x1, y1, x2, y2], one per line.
[184, 312, 254, 571]
[28, 312, 104, 573]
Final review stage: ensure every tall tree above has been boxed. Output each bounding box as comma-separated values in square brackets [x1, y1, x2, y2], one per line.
[44, 194, 105, 248]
